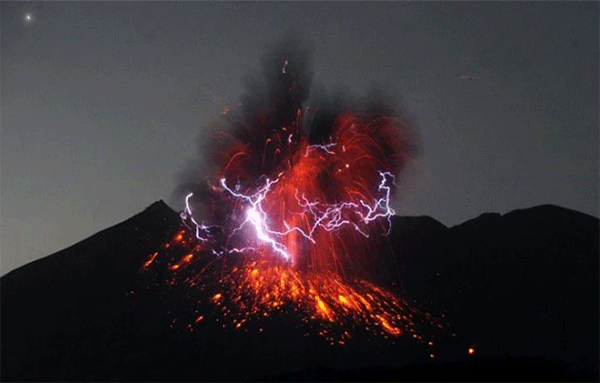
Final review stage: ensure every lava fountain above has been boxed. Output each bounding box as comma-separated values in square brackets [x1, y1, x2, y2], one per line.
[143, 36, 440, 344]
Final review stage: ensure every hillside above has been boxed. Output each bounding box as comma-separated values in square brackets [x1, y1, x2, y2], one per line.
[2, 202, 598, 381]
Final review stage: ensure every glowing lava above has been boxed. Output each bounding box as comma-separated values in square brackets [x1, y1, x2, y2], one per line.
[141, 47, 439, 345]
[144, 233, 442, 344]
[141, 105, 437, 342]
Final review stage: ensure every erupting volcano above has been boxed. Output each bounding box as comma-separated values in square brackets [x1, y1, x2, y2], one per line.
[141, 36, 434, 343]
[3, 26, 598, 382]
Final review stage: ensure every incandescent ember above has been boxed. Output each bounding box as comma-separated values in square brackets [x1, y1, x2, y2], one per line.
[142, 36, 439, 346]
[142, 229, 444, 346]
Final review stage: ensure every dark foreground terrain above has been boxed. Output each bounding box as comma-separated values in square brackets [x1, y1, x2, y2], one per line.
[2, 201, 598, 381]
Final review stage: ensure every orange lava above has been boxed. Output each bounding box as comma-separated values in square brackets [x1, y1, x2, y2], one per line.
[143, 98, 436, 344]
[142, 252, 158, 269]
[146, 231, 442, 343]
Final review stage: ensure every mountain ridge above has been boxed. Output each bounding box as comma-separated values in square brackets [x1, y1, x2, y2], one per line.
[4, 200, 595, 281]
[2, 201, 598, 381]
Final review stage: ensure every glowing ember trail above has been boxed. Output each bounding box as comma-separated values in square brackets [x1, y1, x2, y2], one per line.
[142, 41, 444, 345]
[145, 235, 441, 344]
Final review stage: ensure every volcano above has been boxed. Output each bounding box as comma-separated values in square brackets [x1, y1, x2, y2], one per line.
[1, 201, 598, 381]
[2, 36, 598, 383]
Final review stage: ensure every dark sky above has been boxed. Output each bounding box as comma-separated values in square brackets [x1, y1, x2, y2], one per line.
[2, 2, 598, 275]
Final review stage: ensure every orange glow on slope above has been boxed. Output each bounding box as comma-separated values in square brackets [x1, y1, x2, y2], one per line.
[141, 91, 442, 346]
[143, 252, 158, 269]
[376, 315, 402, 336]
[143, 234, 443, 344]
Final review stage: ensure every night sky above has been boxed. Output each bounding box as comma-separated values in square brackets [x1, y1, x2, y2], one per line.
[2, 2, 598, 275]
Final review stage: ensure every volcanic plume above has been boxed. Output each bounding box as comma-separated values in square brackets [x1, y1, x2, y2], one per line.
[153, 35, 430, 343]
[176, 36, 420, 273]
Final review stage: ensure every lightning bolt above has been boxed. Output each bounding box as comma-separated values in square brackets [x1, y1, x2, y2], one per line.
[182, 171, 396, 262]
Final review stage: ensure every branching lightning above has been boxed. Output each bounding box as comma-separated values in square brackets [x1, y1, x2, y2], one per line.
[182, 170, 396, 263]
[141, 44, 440, 346]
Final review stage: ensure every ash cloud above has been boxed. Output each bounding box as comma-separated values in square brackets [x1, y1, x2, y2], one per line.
[240, 34, 314, 131]
[172, 34, 421, 218]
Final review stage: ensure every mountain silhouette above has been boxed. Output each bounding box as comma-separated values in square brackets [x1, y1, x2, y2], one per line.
[2, 201, 598, 381]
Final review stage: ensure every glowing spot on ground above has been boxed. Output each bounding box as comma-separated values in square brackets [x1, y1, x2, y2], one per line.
[143, 252, 158, 269]
[316, 297, 334, 321]
[377, 315, 402, 336]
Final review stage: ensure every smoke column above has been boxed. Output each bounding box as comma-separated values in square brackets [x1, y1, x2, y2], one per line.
[174, 34, 421, 276]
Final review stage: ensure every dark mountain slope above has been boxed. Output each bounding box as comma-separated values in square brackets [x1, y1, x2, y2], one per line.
[2, 201, 180, 293]
[1, 201, 181, 381]
[387, 205, 599, 379]
[1, 203, 598, 381]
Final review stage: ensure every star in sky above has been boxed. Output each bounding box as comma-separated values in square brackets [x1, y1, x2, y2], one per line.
[24, 12, 33, 24]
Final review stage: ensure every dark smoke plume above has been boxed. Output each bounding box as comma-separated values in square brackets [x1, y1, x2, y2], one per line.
[173, 34, 421, 223]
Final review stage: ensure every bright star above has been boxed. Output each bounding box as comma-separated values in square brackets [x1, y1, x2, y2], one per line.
[24, 13, 33, 24]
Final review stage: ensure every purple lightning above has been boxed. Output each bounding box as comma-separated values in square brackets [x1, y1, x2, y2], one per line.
[181, 171, 396, 262]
